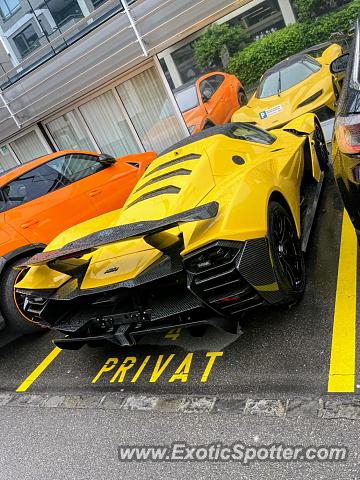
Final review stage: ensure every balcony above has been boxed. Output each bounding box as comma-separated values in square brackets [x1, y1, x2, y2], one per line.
[0, 0, 246, 143]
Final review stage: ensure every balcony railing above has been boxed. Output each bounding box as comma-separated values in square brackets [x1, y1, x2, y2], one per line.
[0, 0, 136, 90]
[0, 0, 241, 144]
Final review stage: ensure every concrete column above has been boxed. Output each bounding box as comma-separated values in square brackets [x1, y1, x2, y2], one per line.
[0, 25, 18, 66]
[77, 0, 91, 17]
[162, 54, 183, 88]
[279, 0, 296, 25]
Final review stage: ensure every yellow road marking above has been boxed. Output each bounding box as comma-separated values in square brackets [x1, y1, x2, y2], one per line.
[16, 346, 62, 393]
[164, 328, 182, 341]
[328, 211, 357, 393]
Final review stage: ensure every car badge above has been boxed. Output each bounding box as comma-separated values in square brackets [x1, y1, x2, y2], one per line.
[104, 267, 119, 274]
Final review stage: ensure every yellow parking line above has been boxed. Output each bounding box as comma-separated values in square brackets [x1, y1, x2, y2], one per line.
[16, 345, 62, 393]
[328, 211, 357, 393]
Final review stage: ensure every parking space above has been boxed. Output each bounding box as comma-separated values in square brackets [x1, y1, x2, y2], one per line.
[0, 172, 358, 398]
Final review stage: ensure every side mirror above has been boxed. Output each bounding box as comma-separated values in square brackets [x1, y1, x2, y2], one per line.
[98, 153, 116, 166]
[330, 53, 349, 74]
[201, 88, 213, 103]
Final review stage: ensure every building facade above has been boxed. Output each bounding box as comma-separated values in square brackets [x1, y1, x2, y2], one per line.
[0, 0, 296, 171]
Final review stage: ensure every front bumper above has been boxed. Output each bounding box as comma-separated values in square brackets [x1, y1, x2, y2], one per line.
[18, 238, 284, 348]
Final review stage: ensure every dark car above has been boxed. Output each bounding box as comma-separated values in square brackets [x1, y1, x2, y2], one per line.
[330, 16, 360, 240]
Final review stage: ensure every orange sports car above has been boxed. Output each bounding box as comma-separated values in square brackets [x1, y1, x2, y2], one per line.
[0, 149, 156, 333]
[173, 71, 247, 134]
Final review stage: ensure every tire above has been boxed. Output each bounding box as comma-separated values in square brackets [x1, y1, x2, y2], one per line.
[0, 257, 44, 334]
[313, 122, 329, 171]
[267, 201, 305, 305]
[237, 89, 248, 106]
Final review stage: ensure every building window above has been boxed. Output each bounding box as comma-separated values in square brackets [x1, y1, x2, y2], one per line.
[9, 131, 48, 163]
[0, 145, 18, 172]
[228, 0, 285, 39]
[117, 67, 185, 153]
[91, 0, 107, 8]
[46, 0, 84, 30]
[79, 90, 141, 157]
[13, 25, 40, 59]
[46, 110, 96, 152]
[0, 0, 20, 20]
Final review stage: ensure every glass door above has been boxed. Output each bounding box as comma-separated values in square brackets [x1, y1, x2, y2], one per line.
[0, 145, 19, 172]
[46, 110, 97, 151]
[79, 90, 142, 157]
[116, 66, 186, 153]
[9, 130, 50, 163]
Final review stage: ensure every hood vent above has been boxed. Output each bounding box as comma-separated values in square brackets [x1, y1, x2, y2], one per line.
[145, 153, 200, 177]
[126, 186, 180, 209]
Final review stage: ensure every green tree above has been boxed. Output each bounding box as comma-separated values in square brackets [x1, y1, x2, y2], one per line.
[193, 23, 249, 69]
[293, 0, 352, 22]
[228, 0, 360, 87]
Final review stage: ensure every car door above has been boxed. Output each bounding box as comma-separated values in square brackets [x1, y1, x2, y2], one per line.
[81, 156, 154, 217]
[3, 160, 99, 245]
[47, 152, 146, 217]
[199, 74, 227, 125]
[77, 155, 138, 216]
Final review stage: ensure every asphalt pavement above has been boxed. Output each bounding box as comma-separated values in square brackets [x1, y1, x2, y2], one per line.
[1, 137, 360, 478]
[0, 172, 348, 397]
[0, 407, 359, 480]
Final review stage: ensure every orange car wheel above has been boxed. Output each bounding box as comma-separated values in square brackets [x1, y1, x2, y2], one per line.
[237, 89, 248, 107]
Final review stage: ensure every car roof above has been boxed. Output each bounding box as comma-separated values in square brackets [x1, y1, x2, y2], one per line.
[298, 41, 332, 56]
[173, 72, 226, 93]
[263, 53, 313, 78]
[0, 150, 98, 187]
[159, 122, 274, 156]
[337, 15, 360, 115]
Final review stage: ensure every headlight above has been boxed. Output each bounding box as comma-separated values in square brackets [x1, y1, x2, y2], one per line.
[296, 90, 323, 109]
[188, 125, 196, 135]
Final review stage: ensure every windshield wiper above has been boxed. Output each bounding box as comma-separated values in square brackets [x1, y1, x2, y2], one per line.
[277, 71, 281, 97]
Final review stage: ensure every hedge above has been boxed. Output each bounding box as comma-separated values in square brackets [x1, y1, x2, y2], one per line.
[193, 23, 249, 69]
[228, 0, 360, 87]
[293, 0, 352, 22]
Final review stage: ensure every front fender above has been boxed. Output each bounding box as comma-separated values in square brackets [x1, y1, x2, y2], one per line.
[282, 112, 318, 135]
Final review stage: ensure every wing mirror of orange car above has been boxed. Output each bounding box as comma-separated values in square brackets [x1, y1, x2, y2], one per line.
[0, 190, 5, 212]
[201, 88, 213, 103]
[330, 53, 349, 74]
[98, 153, 116, 166]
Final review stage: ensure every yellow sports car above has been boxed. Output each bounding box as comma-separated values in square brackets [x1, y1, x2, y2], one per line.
[232, 43, 343, 130]
[15, 114, 327, 349]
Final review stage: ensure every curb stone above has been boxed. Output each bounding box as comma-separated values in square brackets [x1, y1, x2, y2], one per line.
[1, 393, 360, 419]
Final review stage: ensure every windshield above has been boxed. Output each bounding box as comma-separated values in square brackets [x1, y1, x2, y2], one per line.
[232, 123, 276, 145]
[174, 84, 199, 112]
[258, 58, 321, 98]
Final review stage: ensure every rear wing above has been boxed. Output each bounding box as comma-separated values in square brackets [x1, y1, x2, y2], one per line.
[20, 202, 219, 268]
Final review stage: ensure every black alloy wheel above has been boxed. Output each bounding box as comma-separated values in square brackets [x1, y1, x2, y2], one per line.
[268, 201, 305, 304]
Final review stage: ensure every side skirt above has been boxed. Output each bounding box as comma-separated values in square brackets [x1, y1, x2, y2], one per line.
[301, 171, 325, 252]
